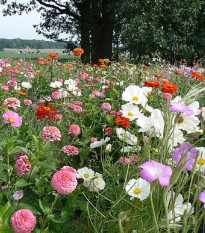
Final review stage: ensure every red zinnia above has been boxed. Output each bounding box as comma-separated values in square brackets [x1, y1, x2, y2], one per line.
[115, 116, 131, 128]
[49, 52, 58, 59]
[154, 73, 164, 78]
[73, 48, 84, 56]
[36, 104, 57, 120]
[192, 72, 204, 81]
[144, 81, 161, 88]
[161, 82, 178, 94]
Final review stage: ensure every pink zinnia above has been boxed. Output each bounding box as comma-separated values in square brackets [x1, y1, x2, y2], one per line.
[163, 93, 172, 100]
[62, 145, 79, 156]
[2, 85, 9, 93]
[69, 124, 81, 136]
[7, 78, 17, 87]
[105, 127, 113, 136]
[73, 100, 83, 106]
[24, 99, 32, 106]
[101, 103, 111, 112]
[51, 168, 77, 194]
[15, 153, 31, 177]
[3, 97, 20, 109]
[51, 91, 62, 100]
[3, 111, 22, 127]
[11, 209, 36, 233]
[41, 126, 61, 141]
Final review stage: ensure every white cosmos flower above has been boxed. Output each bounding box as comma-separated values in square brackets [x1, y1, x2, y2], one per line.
[90, 137, 110, 148]
[83, 172, 105, 192]
[21, 82, 32, 89]
[120, 146, 141, 153]
[168, 127, 185, 149]
[125, 178, 150, 200]
[195, 147, 205, 173]
[137, 109, 164, 139]
[120, 103, 141, 121]
[105, 144, 112, 152]
[72, 90, 82, 96]
[76, 167, 95, 181]
[49, 81, 62, 88]
[64, 79, 76, 86]
[116, 128, 138, 145]
[59, 88, 68, 98]
[176, 113, 200, 134]
[122, 85, 148, 106]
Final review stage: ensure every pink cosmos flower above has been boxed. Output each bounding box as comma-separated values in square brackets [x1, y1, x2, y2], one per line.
[62, 145, 79, 156]
[69, 124, 81, 136]
[199, 190, 205, 208]
[41, 126, 61, 141]
[170, 102, 194, 115]
[3, 111, 22, 127]
[11, 209, 36, 233]
[24, 99, 32, 106]
[139, 160, 172, 186]
[51, 168, 77, 194]
[3, 97, 20, 109]
[101, 103, 111, 112]
[2, 85, 9, 93]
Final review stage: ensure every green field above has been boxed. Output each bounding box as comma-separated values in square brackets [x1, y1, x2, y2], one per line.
[0, 51, 76, 61]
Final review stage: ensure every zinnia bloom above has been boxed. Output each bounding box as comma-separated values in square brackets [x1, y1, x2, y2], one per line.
[36, 104, 57, 121]
[139, 160, 172, 186]
[11, 209, 36, 233]
[69, 124, 81, 136]
[161, 82, 178, 94]
[62, 145, 79, 156]
[115, 116, 131, 128]
[3, 97, 20, 109]
[51, 167, 77, 194]
[15, 152, 31, 177]
[49, 52, 58, 59]
[101, 102, 111, 112]
[41, 126, 61, 141]
[73, 48, 84, 55]
[144, 81, 160, 88]
[192, 72, 204, 81]
[3, 111, 22, 127]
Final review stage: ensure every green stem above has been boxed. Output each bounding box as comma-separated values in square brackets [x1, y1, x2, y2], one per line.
[163, 187, 171, 233]
[150, 191, 159, 233]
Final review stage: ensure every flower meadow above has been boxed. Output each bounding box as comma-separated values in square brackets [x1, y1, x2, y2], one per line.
[0, 54, 204, 233]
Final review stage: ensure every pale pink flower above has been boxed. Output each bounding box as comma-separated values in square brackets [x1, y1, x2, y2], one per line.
[62, 145, 79, 156]
[53, 114, 62, 120]
[69, 124, 81, 136]
[73, 101, 83, 106]
[51, 168, 77, 194]
[61, 166, 77, 175]
[73, 105, 83, 113]
[163, 93, 172, 100]
[51, 91, 62, 100]
[58, 78, 63, 82]
[31, 104, 38, 109]
[15, 152, 31, 177]
[91, 137, 98, 142]
[1, 85, 9, 93]
[24, 99, 32, 106]
[7, 78, 17, 87]
[3, 97, 20, 109]
[41, 126, 61, 141]
[3, 111, 22, 127]
[101, 103, 111, 112]
[11, 209, 36, 233]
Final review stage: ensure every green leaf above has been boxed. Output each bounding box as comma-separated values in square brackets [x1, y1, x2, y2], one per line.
[15, 179, 33, 187]
[36, 161, 56, 171]
[39, 200, 50, 214]
[0, 202, 11, 218]
[0, 226, 14, 233]
[49, 214, 65, 223]
[42, 227, 49, 233]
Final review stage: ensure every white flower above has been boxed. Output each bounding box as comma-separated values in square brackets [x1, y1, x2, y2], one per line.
[125, 178, 150, 200]
[21, 82, 32, 89]
[64, 79, 76, 86]
[14, 85, 21, 91]
[137, 109, 164, 139]
[105, 144, 112, 152]
[0, 67, 3, 72]
[120, 146, 140, 153]
[195, 147, 205, 173]
[188, 101, 201, 115]
[72, 90, 82, 96]
[176, 113, 200, 134]
[116, 128, 138, 145]
[90, 137, 110, 149]
[120, 103, 141, 121]
[201, 107, 205, 120]
[59, 88, 68, 98]
[168, 127, 185, 149]
[76, 167, 95, 181]
[83, 172, 106, 192]
[122, 85, 148, 106]
[49, 81, 62, 88]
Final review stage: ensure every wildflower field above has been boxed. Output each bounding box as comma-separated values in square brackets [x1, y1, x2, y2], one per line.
[0, 53, 204, 233]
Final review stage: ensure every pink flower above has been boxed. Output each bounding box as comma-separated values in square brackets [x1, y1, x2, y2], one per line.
[62, 145, 79, 156]
[3, 111, 22, 127]
[199, 190, 205, 208]
[15, 153, 31, 177]
[51, 168, 77, 194]
[91, 137, 98, 142]
[31, 104, 39, 109]
[104, 80, 110, 84]
[24, 99, 32, 106]
[105, 127, 113, 136]
[69, 124, 81, 136]
[80, 72, 88, 79]
[163, 93, 172, 100]
[120, 155, 138, 165]
[11, 209, 36, 233]
[101, 103, 111, 112]
[73, 101, 83, 106]
[51, 91, 62, 100]
[41, 126, 61, 141]
[53, 114, 62, 120]
[3, 97, 20, 109]
[7, 78, 17, 87]
[61, 166, 77, 175]
[2, 85, 9, 93]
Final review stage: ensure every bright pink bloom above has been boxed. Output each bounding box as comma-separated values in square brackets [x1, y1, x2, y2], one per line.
[7, 78, 17, 87]
[73, 105, 83, 112]
[80, 72, 88, 79]
[199, 190, 205, 208]
[91, 137, 98, 142]
[11, 209, 36, 233]
[51, 91, 62, 100]
[24, 99, 32, 106]
[15, 153, 31, 177]
[51, 168, 77, 194]
[69, 124, 81, 136]
[2, 85, 9, 93]
[104, 80, 110, 84]
[41, 126, 61, 141]
[116, 110, 123, 117]
[3, 97, 20, 109]
[73, 101, 83, 106]
[3, 111, 22, 127]
[58, 78, 63, 82]
[62, 145, 79, 156]
[163, 93, 172, 100]
[105, 127, 113, 136]
[95, 78, 101, 82]
[61, 166, 77, 174]
[101, 103, 111, 112]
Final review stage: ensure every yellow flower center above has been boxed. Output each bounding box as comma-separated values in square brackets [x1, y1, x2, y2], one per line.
[132, 96, 139, 101]
[95, 181, 99, 186]
[134, 188, 141, 194]
[128, 112, 134, 116]
[178, 116, 184, 123]
[197, 158, 205, 166]
[84, 174, 89, 178]
[44, 107, 50, 111]
[9, 118, 15, 123]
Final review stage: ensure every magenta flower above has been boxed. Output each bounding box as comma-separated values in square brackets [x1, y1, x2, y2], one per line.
[69, 124, 81, 136]
[172, 142, 198, 171]
[139, 160, 172, 186]
[3, 111, 22, 127]
[11, 209, 36, 233]
[101, 102, 111, 112]
[199, 190, 205, 208]
[170, 102, 194, 116]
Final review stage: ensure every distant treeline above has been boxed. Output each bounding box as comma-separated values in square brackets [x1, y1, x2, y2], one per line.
[0, 38, 75, 50]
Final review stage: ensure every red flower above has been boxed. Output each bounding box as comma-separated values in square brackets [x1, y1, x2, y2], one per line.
[192, 72, 204, 81]
[73, 48, 84, 55]
[115, 116, 131, 128]
[154, 73, 164, 78]
[161, 82, 178, 94]
[49, 52, 58, 59]
[36, 104, 57, 120]
[144, 81, 161, 88]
